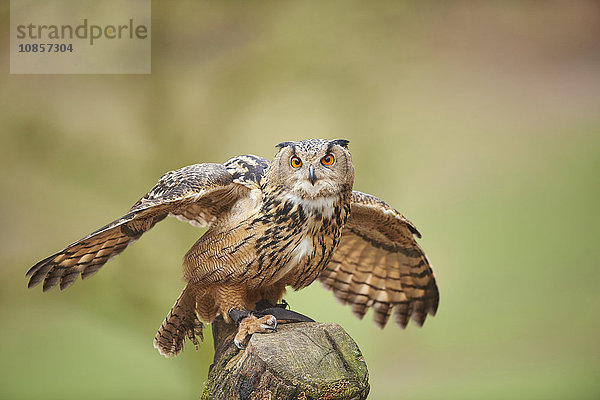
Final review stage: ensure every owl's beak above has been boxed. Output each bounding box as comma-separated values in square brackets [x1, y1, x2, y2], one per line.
[308, 165, 316, 185]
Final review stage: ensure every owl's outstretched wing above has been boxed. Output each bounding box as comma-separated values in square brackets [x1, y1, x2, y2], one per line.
[319, 190, 439, 329]
[26, 155, 269, 292]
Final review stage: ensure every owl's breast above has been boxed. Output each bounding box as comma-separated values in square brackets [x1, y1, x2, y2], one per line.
[254, 194, 349, 289]
[268, 235, 315, 284]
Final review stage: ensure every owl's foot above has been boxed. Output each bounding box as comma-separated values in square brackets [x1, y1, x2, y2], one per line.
[232, 314, 278, 350]
[227, 304, 314, 350]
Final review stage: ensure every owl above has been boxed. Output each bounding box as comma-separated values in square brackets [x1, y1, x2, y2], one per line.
[27, 139, 439, 356]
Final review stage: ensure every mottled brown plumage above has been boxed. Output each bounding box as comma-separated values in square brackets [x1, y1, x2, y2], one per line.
[27, 139, 439, 357]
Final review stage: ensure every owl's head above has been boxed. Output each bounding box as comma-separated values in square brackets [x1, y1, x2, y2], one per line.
[267, 139, 355, 200]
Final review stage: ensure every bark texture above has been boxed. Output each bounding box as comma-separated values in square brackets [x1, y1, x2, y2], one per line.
[202, 317, 370, 399]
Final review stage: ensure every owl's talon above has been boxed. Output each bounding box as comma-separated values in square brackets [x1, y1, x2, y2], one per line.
[260, 325, 277, 331]
[234, 338, 245, 350]
[260, 316, 277, 331]
[233, 314, 278, 349]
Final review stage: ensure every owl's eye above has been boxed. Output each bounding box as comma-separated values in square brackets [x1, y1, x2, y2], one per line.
[290, 156, 302, 169]
[321, 153, 335, 166]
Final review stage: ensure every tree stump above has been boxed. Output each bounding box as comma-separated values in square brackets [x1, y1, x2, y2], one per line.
[201, 317, 370, 400]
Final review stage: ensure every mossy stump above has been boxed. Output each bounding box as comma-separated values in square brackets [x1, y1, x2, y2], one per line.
[202, 317, 370, 399]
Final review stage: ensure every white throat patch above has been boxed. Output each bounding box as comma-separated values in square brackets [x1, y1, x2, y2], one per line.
[283, 192, 336, 218]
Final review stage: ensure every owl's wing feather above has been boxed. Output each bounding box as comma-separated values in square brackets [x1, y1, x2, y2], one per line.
[319, 190, 439, 329]
[27, 157, 269, 292]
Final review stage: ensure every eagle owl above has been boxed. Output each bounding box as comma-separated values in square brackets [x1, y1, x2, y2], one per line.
[27, 139, 439, 357]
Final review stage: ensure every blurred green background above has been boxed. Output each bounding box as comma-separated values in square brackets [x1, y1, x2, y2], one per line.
[1, 1, 599, 399]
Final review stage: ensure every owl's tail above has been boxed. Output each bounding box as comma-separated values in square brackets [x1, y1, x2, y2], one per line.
[153, 285, 204, 358]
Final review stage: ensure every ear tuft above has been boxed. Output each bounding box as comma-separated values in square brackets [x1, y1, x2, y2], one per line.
[330, 139, 349, 149]
[275, 141, 294, 149]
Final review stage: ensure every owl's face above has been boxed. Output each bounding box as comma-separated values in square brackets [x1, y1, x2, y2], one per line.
[268, 139, 355, 200]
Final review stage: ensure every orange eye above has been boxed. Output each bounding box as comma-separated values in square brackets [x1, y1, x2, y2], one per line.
[321, 153, 335, 166]
[290, 156, 302, 168]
